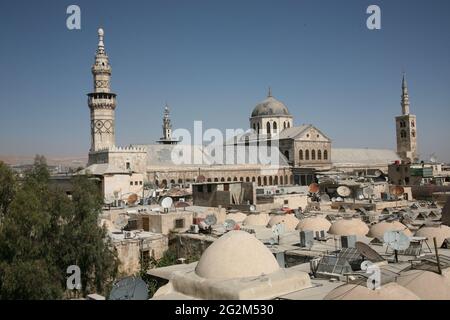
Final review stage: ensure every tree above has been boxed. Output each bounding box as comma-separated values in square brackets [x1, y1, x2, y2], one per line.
[0, 155, 118, 299]
[0, 161, 15, 218]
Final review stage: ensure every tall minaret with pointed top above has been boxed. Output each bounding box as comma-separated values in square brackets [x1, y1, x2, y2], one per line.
[157, 104, 179, 144]
[88, 28, 117, 153]
[395, 74, 418, 163]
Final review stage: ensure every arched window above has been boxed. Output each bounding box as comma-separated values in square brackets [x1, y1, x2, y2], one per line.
[318, 150, 322, 160]
[214, 178, 219, 182]
[284, 150, 290, 161]
[263, 176, 267, 185]
[220, 177, 225, 182]
[233, 177, 238, 181]
[280, 176, 284, 185]
[305, 150, 310, 160]
[253, 123, 256, 131]
[287, 122, 290, 128]
[227, 177, 232, 181]
[401, 130, 406, 138]
[257, 123, 260, 133]
[299, 150, 303, 160]
[273, 122, 277, 132]
[245, 177, 250, 182]
[252, 177, 256, 182]
[269, 176, 273, 185]
[207, 178, 212, 182]
[239, 177, 244, 182]
[311, 150, 316, 160]
[178, 179, 183, 184]
[284, 122, 287, 129]
[412, 130, 416, 138]
[267, 122, 271, 134]
[257, 176, 262, 186]
[274, 176, 278, 185]
[324, 150, 328, 160]
[411, 120, 415, 128]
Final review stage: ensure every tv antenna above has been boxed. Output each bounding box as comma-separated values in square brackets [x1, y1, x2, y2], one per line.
[108, 276, 148, 300]
[271, 223, 285, 245]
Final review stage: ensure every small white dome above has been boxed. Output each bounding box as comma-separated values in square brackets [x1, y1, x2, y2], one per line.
[195, 231, 280, 280]
[367, 221, 412, 240]
[98, 28, 104, 36]
[396, 270, 450, 300]
[415, 225, 450, 247]
[243, 213, 270, 226]
[324, 282, 419, 300]
[328, 218, 369, 236]
[296, 216, 331, 233]
[267, 214, 299, 231]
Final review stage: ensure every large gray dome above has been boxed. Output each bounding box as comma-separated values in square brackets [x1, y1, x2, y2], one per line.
[251, 95, 291, 117]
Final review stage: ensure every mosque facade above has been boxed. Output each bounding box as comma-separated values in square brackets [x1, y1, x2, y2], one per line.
[83, 29, 409, 201]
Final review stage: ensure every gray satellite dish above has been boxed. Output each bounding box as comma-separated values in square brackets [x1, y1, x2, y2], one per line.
[337, 186, 352, 198]
[383, 230, 410, 251]
[271, 223, 285, 237]
[204, 214, 217, 226]
[114, 215, 128, 230]
[109, 276, 148, 300]
[320, 194, 331, 202]
[355, 241, 384, 263]
[224, 219, 236, 231]
[160, 197, 173, 209]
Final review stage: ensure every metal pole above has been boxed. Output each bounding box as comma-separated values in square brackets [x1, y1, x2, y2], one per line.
[433, 237, 442, 275]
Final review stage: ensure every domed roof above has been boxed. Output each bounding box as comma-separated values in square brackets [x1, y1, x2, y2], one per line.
[296, 216, 331, 233]
[328, 218, 369, 237]
[415, 225, 450, 247]
[195, 231, 279, 279]
[251, 90, 291, 118]
[367, 221, 413, 240]
[243, 213, 270, 226]
[324, 282, 419, 300]
[396, 270, 450, 300]
[267, 214, 299, 231]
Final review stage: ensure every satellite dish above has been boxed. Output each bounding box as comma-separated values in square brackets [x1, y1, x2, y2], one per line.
[114, 215, 129, 230]
[204, 214, 217, 226]
[223, 219, 236, 231]
[271, 223, 285, 237]
[355, 241, 384, 262]
[363, 187, 374, 199]
[320, 194, 330, 202]
[309, 183, 320, 194]
[127, 193, 138, 205]
[160, 197, 173, 209]
[109, 276, 148, 300]
[390, 186, 405, 197]
[383, 230, 410, 251]
[335, 197, 344, 202]
[374, 170, 383, 178]
[249, 205, 256, 212]
[337, 186, 352, 197]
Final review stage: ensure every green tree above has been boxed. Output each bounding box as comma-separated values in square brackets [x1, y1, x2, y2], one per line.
[0, 161, 15, 218]
[0, 155, 118, 299]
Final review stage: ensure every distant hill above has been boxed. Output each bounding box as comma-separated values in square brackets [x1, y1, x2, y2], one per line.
[0, 155, 88, 168]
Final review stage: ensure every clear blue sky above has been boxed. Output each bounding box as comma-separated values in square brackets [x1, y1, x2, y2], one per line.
[0, 0, 449, 162]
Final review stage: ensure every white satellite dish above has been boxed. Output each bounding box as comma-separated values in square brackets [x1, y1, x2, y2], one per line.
[271, 223, 285, 237]
[249, 205, 256, 212]
[224, 219, 236, 231]
[160, 197, 173, 209]
[114, 215, 129, 230]
[383, 230, 410, 251]
[204, 214, 217, 227]
[337, 186, 352, 198]
[335, 197, 344, 202]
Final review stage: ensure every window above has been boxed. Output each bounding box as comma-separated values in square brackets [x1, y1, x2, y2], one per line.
[139, 181, 143, 185]
[273, 122, 277, 131]
[126, 162, 131, 170]
[135, 181, 138, 185]
[411, 120, 415, 128]
[412, 130, 416, 138]
[324, 150, 328, 160]
[284, 150, 290, 161]
[130, 181, 133, 186]
[305, 150, 310, 160]
[267, 122, 271, 134]
[318, 150, 322, 160]
[174, 219, 185, 229]
[299, 150, 303, 160]
[224, 184, 229, 191]
[311, 150, 316, 160]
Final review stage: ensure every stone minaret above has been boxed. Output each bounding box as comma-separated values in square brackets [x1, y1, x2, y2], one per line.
[157, 104, 178, 144]
[395, 74, 418, 163]
[88, 28, 116, 152]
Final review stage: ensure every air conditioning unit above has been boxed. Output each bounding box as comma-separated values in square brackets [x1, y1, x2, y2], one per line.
[300, 230, 314, 248]
[190, 224, 199, 234]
